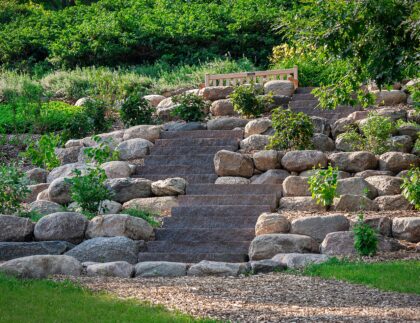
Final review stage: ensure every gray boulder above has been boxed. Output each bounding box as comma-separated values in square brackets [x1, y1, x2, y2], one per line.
[354, 170, 394, 178]
[163, 121, 206, 132]
[336, 177, 378, 199]
[379, 152, 420, 173]
[47, 163, 90, 183]
[135, 261, 187, 277]
[151, 177, 187, 196]
[329, 152, 378, 172]
[123, 125, 162, 142]
[215, 176, 250, 184]
[311, 116, 331, 136]
[214, 150, 254, 177]
[365, 175, 403, 196]
[188, 260, 247, 276]
[143, 94, 165, 107]
[255, 213, 290, 236]
[55, 146, 82, 165]
[374, 195, 412, 211]
[253, 150, 282, 171]
[388, 135, 413, 153]
[199, 86, 234, 101]
[392, 217, 420, 243]
[24, 183, 50, 203]
[210, 99, 236, 116]
[333, 195, 378, 211]
[282, 176, 310, 197]
[240, 134, 270, 151]
[116, 138, 153, 161]
[207, 117, 248, 130]
[249, 259, 285, 273]
[0, 241, 74, 261]
[105, 178, 152, 203]
[252, 169, 290, 185]
[281, 150, 327, 172]
[312, 133, 335, 152]
[350, 216, 392, 237]
[99, 200, 123, 215]
[29, 200, 62, 216]
[244, 118, 272, 137]
[122, 196, 178, 214]
[0, 215, 34, 242]
[290, 215, 350, 242]
[26, 168, 48, 184]
[279, 197, 326, 212]
[264, 80, 294, 96]
[48, 177, 72, 204]
[86, 261, 134, 278]
[101, 161, 132, 179]
[272, 253, 329, 269]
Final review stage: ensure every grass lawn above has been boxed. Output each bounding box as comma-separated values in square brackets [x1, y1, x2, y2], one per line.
[0, 274, 214, 323]
[302, 259, 420, 294]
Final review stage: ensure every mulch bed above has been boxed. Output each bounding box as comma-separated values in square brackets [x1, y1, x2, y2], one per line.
[69, 271, 420, 322]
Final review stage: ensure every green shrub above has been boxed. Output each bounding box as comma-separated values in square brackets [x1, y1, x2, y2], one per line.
[353, 212, 378, 257]
[18, 210, 44, 222]
[266, 108, 314, 150]
[307, 164, 339, 207]
[171, 93, 208, 122]
[0, 163, 30, 214]
[120, 95, 155, 127]
[360, 113, 395, 155]
[82, 98, 113, 134]
[65, 167, 112, 218]
[229, 84, 269, 118]
[23, 133, 61, 171]
[401, 166, 420, 210]
[83, 136, 119, 165]
[336, 128, 365, 151]
[123, 208, 160, 228]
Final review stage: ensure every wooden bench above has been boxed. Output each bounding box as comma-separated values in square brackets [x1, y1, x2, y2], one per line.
[204, 67, 298, 89]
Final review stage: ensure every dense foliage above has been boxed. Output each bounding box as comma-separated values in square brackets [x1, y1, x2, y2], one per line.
[171, 93, 209, 122]
[0, 163, 30, 214]
[229, 84, 270, 118]
[23, 133, 61, 171]
[353, 213, 378, 257]
[120, 95, 156, 127]
[401, 166, 420, 210]
[83, 136, 120, 164]
[308, 164, 338, 207]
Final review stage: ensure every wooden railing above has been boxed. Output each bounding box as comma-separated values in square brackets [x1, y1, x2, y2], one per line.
[204, 66, 298, 88]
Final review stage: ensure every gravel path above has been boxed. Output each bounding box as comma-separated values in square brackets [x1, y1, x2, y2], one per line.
[72, 273, 420, 322]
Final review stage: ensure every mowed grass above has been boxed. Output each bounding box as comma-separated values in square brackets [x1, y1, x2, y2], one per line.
[0, 274, 215, 323]
[303, 259, 420, 294]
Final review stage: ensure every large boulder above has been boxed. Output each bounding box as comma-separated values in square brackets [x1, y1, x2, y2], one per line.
[279, 197, 326, 212]
[374, 195, 412, 211]
[311, 116, 331, 136]
[398, 124, 420, 139]
[143, 94, 166, 107]
[300, 169, 350, 179]
[151, 177, 187, 196]
[115, 138, 154, 161]
[354, 170, 394, 178]
[281, 151, 327, 172]
[312, 133, 335, 152]
[64, 139, 83, 148]
[188, 260, 247, 277]
[105, 178, 152, 203]
[0, 241, 74, 261]
[387, 135, 413, 153]
[329, 152, 378, 172]
[0, 255, 82, 278]
[55, 146, 82, 165]
[215, 176, 250, 184]
[249, 234, 319, 260]
[379, 152, 420, 173]
[163, 121, 206, 132]
[24, 183, 50, 203]
[210, 99, 235, 116]
[336, 177, 378, 199]
[244, 118, 272, 137]
[26, 168, 48, 184]
[65, 236, 142, 264]
[47, 163, 90, 183]
[86, 261, 134, 278]
[0, 215, 34, 242]
[290, 215, 349, 243]
[99, 200, 123, 215]
[392, 217, 420, 243]
[101, 161, 132, 179]
[333, 195, 378, 211]
[122, 196, 178, 214]
[48, 177, 72, 204]
[34, 212, 88, 244]
[251, 169, 290, 185]
[321, 231, 404, 256]
[263, 80, 294, 96]
[214, 150, 254, 177]
[350, 216, 392, 237]
[249, 259, 285, 273]
[253, 150, 282, 171]
[123, 125, 162, 142]
[255, 213, 290, 236]
[240, 134, 270, 151]
[135, 261, 187, 277]
[207, 117, 249, 130]
[199, 86, 233, 101]
[272, 253, 329, 269]
[335, 134, 357, 152]
[29, 200, 62, 216]
[364, 175, 403, 196]
[331, 117, 354, 138]
[373, 90, 407, 106]
[282, 176, 310, 197]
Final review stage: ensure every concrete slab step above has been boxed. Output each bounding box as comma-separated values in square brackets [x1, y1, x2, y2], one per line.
[155, 228, 255, 242]
[289, 100, 319, 110]
[146, 241, 251, 253]
[135, 165, 215, 175]
[178, 194, 277, 210]
[154, 138, 239, 147]
[295, 87, 316, 94]
[171, 205, 271, 217]
[186, 184, 282, 196]
[132, 174, 218, 184]
[138, 252, 248, 263]
[163, 215, 258, 229]
[144, 155, 214, 166]
[291, 93, 316, 101]
[160, 130, 244, 140]
[150, 145, 237, 155]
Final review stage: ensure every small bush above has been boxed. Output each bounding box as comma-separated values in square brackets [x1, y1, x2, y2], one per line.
[229, 84, 269, 118]
[360, 113, 395, 155]
[123, 208, 160, 228]
[65, 167, 112, 218]
[83, 136, 120, 165]
[308, 164, 339, 207]
[0, 164, 30, 214]
[266, 108, 314, 150]
[336, 128, 365, 151]
[353, 213, 378, 257]
[82, 98, 113, 134]
[171, 93, 209, 122]
[23, 133, 61, 171]
[18, 210, 44, 222]
[401, 166, 420, 210]
[120, 95, 155, 127]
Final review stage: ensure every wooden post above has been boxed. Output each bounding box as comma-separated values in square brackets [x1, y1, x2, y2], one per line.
[205, 74, 210, 87]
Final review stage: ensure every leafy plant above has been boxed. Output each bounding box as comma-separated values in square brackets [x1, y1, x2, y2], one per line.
[0, 164, 30, 214]
[23, 133, 61, 171]
[18, 210, 44, 222]
[229, 84, 270, 118]
[360, 113, 395, 155]
[336, 128, 365, 151]
[82, 98, 113, 134]
[171, 93, 209, 122]
[83, 136, 119, 165]
[401, 166, 420, 210]
[123, 208, 160, 228]
[307, 164, 339, 207]
[65, 167, 112, 218]
[120, 95, 155, 127]
[266, 108, 314, 150]
[353, 212, 378, 257]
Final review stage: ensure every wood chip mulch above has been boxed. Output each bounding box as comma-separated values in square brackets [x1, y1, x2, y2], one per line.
[69, 272, 420, 322]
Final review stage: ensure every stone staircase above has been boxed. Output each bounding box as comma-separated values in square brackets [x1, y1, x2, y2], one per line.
[134, 130, 281, 263]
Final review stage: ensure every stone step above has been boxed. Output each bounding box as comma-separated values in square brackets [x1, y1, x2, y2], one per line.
[289, 100, 319, 110]
[186, 184, 282, 196]
[135, 165, 215, 175]
[138, 252, 248, 263]
[155, 228, 255, 242]
[154, 138, 239, 147]
[295, 87, 316, 94]
[178, 194, 278, 210]
[132, 174, 218, 184]
[290, 104, 361, 122]
[146, 241, 251, 253]
[291, 93, 316, 101]
[160, 130, 244, 140]
[150, 145, 237, 155]
[171, 205, 271, 217]
[163, 215, 258, 229]
[144, 154, 214, 166]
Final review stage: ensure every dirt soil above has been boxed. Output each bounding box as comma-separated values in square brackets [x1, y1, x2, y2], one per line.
[69, 271, 420, 323]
